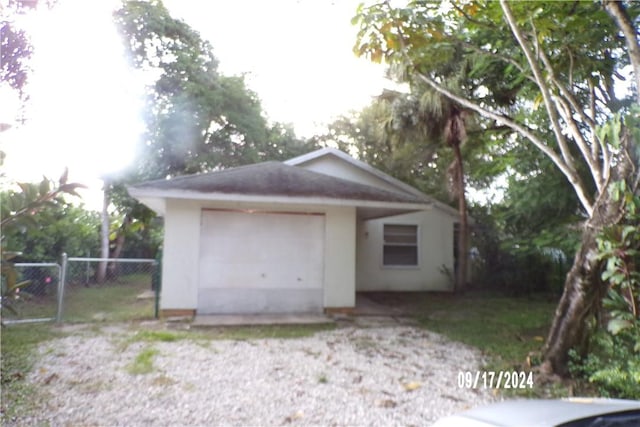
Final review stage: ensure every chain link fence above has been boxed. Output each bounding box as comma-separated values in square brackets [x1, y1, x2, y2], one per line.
[1, 263, 62, 325]
[62, 256, 159, 323]
[2, 256, 159, 325]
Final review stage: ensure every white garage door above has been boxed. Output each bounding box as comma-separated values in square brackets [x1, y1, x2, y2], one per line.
[198, 210, 325, 314]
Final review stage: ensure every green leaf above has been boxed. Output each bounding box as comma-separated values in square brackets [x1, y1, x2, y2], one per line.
[39, 178, 50, 197]
[607, 318, 632, 335]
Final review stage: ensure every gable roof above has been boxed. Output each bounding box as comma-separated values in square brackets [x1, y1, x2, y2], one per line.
[128, 161, 432, 219]
[130, 161, 426, 204]
[286, 147, 461, 218]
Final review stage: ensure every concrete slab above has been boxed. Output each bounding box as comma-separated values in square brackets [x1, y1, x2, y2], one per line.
[192, 313, 334, 327]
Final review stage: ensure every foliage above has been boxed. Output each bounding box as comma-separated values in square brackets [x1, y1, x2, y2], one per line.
[597, 180, 640, 340]
[470, 205, 570, 296]
[322, 98, 452, 201]
[1, 171, 85, 315]
[569, 178, 640, 398]
[353, 0, 638, 211]
[353, 0, 640, 374]
[567, 108, 640, 397]
[0, 0, 43, 100]
[3, 202, 100, 261]
[113, 0, 315, 180]
[569, 331, 640, 399]
[108, 0, 318, 260]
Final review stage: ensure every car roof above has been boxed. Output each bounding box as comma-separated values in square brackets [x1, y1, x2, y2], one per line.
[432, 398, 640, 427]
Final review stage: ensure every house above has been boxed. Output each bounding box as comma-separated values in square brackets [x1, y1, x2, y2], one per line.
[128, 147, 462, 317]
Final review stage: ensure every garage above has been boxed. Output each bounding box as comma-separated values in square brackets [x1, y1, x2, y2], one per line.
[197, 209, 325, 314]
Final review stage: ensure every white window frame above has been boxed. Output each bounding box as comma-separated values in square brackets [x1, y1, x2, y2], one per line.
[382, 223, 419, 268]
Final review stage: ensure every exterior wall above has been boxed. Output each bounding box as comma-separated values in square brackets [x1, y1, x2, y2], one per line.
[298, 156, 407, 195]
[160, 199, 357, 312]
[160, 199, 201, 310]
[356, 210, 455, 292]
[323, 206, 356, 308]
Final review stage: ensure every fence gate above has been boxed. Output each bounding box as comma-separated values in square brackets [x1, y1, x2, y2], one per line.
[61, 256, 159, 323]
[2, 256, 159, 324]
[2, 262, 63, 325]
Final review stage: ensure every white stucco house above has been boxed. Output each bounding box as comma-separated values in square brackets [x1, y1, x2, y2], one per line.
[128, 147, 462, 317]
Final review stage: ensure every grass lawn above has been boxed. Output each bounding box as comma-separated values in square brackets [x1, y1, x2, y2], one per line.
[62, 274, 155, 322]
[415, 291, 568, 396]
[2, 273, 155, 323]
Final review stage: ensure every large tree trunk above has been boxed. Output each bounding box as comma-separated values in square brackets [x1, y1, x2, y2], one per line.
[542, 157, 632, 375]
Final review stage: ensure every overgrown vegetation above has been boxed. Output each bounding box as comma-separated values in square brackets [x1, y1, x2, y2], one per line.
[568, 180, 640, 399]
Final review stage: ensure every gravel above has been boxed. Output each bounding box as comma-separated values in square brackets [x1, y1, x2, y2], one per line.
[13, 322, 497, 426]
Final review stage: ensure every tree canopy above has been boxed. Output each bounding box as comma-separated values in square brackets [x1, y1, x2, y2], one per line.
[113, 0, 315, 181]
[353, 0, 640, 376]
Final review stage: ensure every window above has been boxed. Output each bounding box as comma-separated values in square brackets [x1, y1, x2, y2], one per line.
[383, 224, 418, 266]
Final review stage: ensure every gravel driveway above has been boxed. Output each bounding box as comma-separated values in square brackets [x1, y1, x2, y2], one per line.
[13, 321, 497, 426]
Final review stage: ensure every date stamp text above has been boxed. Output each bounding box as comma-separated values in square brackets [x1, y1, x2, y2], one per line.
[458, 370, 534, 389]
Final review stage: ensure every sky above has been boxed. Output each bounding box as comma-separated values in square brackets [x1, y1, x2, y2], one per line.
[1, 0, 391, 209]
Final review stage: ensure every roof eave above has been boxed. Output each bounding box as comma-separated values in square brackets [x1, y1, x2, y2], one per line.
[127, 186, 431, 213]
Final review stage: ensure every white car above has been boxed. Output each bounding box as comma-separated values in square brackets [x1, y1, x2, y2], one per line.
[432, 398, 640, 427]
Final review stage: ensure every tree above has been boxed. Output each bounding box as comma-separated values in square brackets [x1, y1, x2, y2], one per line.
[353, 0, 640, 375]
[113, 0, 313, 180]
[381, 89, 472, 290]
[1, 0, 59, 122]
[106, 0, 316, 266]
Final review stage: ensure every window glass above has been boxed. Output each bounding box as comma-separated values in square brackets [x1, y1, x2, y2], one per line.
[383, 224, 418, 266]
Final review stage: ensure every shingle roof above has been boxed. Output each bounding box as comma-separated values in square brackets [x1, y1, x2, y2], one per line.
[130, 161, 426, 204]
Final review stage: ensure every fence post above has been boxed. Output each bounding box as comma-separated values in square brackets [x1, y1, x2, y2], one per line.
[153, 249, 162, 319]
[57, 252, 67, 323]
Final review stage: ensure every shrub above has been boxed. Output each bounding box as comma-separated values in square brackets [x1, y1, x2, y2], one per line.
[569, 180, 640, 399]
[569, 331, 640, 399]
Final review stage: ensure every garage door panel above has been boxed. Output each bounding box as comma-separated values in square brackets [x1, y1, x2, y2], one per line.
[198, 210, 325, 314]
[198, 288, 323, 314]
[200, 262, 323, 289]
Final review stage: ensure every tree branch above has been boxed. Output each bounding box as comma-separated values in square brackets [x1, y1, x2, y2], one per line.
[605, 0, 640, 104]
[460, 41, 536, 84]
[415, 72, 595, 215]
[554, 94, 604, 191]
[502, 2, 577, 172]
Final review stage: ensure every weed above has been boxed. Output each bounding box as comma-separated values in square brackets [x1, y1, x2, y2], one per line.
[317, 373, 328, 384]
[128, 347, 159, 375]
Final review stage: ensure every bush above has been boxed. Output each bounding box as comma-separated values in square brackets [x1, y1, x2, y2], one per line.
[569, 331, 640, 399]
[569, 180, 640, 399]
